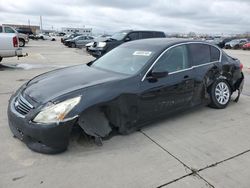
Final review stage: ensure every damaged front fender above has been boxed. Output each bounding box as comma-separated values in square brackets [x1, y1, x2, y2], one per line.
[78, 107, 112, 138]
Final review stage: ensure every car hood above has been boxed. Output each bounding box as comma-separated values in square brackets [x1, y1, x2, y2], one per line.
[65, 39, 73, 42]
[23, 64, 127, 103]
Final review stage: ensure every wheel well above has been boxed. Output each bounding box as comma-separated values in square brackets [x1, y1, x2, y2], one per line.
[207, 78, 233, 93]
[77, 106, 112, 138]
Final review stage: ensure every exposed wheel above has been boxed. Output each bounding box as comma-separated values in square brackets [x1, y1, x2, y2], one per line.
[209, 79, 231, 109]
[19, 39, 25, 47]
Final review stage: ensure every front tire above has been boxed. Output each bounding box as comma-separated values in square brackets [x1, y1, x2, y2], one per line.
[209, 79, 231, 109]
[19, 39, 25, 47]
[0, 56, 2, 62]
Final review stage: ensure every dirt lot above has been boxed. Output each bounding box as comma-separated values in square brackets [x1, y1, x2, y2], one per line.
[0, 39, 250, 188]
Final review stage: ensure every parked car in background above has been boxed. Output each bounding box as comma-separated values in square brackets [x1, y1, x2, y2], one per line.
[7, 39, 244, 154]
[38, 33, 56, 41]
[85, 42, 94, 52]
[0, 25, 29, 47]
[225, 39, 248, 49]
[64, 35, 94, 48]
[58, 32, 66, 36]
[0, 33, 26, 63]
[218, 38, 233, 48]
[61, 33, 82, 43]
[88, 30, 166, 57]
[85, 35, 111, 51]
[16, 28, 33, 35]
[242, 42, 250, 50]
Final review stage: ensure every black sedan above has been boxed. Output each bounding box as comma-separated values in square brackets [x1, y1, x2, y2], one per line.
[8, 39, 244, 154]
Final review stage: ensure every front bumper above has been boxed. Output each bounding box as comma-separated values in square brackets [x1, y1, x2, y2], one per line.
[88, 47, 104, 58]
[7, 96, 77, 154]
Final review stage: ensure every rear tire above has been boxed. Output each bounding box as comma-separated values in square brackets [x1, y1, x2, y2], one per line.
[19, 39, 25, 47]
[209, 79, 231, 109]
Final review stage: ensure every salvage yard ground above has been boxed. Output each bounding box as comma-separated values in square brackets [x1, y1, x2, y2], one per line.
[0, 39, 250, 188]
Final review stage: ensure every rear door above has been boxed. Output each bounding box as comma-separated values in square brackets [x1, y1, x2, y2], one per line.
[187, 43, 221, 104]
[76, 36, 86, 46]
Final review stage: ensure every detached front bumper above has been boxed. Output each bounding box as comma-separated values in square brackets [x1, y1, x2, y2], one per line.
[7, 97, 77, 154]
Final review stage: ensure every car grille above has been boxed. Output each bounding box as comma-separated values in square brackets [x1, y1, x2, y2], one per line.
[14, 95, 34, 115]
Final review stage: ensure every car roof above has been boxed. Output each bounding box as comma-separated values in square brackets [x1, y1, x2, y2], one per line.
[121, 38, 212, 52]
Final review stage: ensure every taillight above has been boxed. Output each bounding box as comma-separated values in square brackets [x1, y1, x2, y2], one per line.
[240, 63, 243, 71]
[13, 36, 18, 47]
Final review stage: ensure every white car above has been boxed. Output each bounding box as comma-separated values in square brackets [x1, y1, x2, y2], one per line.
[0, 33, 26, 62]
[38, 33, 56, 41]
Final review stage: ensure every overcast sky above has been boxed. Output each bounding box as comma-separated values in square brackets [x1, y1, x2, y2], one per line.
[0, 0, 249, 35]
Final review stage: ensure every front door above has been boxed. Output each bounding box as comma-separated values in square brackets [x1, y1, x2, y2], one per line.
[138, 44, 195, 122]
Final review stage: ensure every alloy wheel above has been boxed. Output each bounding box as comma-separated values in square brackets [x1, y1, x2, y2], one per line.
[215, 82, 230, 105]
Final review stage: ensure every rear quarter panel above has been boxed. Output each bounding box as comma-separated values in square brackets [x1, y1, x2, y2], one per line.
[0, 33, 19, 57]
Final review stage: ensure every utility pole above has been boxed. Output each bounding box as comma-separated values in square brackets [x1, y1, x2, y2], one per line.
[40, 15, 43, 33]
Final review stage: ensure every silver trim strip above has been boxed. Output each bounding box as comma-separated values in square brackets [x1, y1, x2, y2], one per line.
[141, 41, 222, 81]
[19, 95, 34, 109]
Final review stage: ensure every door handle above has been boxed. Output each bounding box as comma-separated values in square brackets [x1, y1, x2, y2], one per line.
[183, 75, 189, 79]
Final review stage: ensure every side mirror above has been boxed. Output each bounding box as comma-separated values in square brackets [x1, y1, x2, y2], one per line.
[151, 70, 168, 78]
[124, 37, 131, 42]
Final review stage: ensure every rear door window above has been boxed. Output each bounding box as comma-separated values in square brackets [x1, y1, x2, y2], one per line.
[188, 44, 210, 66]
[140, 32, 153, 39]
[127, 32, 139, 41]
[0, 26, 2, 33]
[210, 46, 220, 62]
[154, 32, 165, 38]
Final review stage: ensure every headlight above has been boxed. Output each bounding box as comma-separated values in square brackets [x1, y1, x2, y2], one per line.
[33, 96, 81, 124]
[97, 42, 106, 48]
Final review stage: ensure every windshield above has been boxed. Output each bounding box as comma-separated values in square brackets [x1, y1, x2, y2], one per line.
[92, 47, 156, 75]
[110, 32, 127, 41]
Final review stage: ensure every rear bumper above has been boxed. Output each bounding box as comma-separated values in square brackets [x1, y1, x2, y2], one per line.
[237, 72, 244, 92]
[8, 97, 76, 154]
[16, 48, 23, 57]
[16, 48, 28, 58]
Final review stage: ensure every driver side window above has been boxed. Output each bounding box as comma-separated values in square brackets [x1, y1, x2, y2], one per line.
[153, 45, 189, 73]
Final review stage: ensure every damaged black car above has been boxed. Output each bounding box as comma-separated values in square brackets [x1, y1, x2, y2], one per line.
[8, 39, 244, 154]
